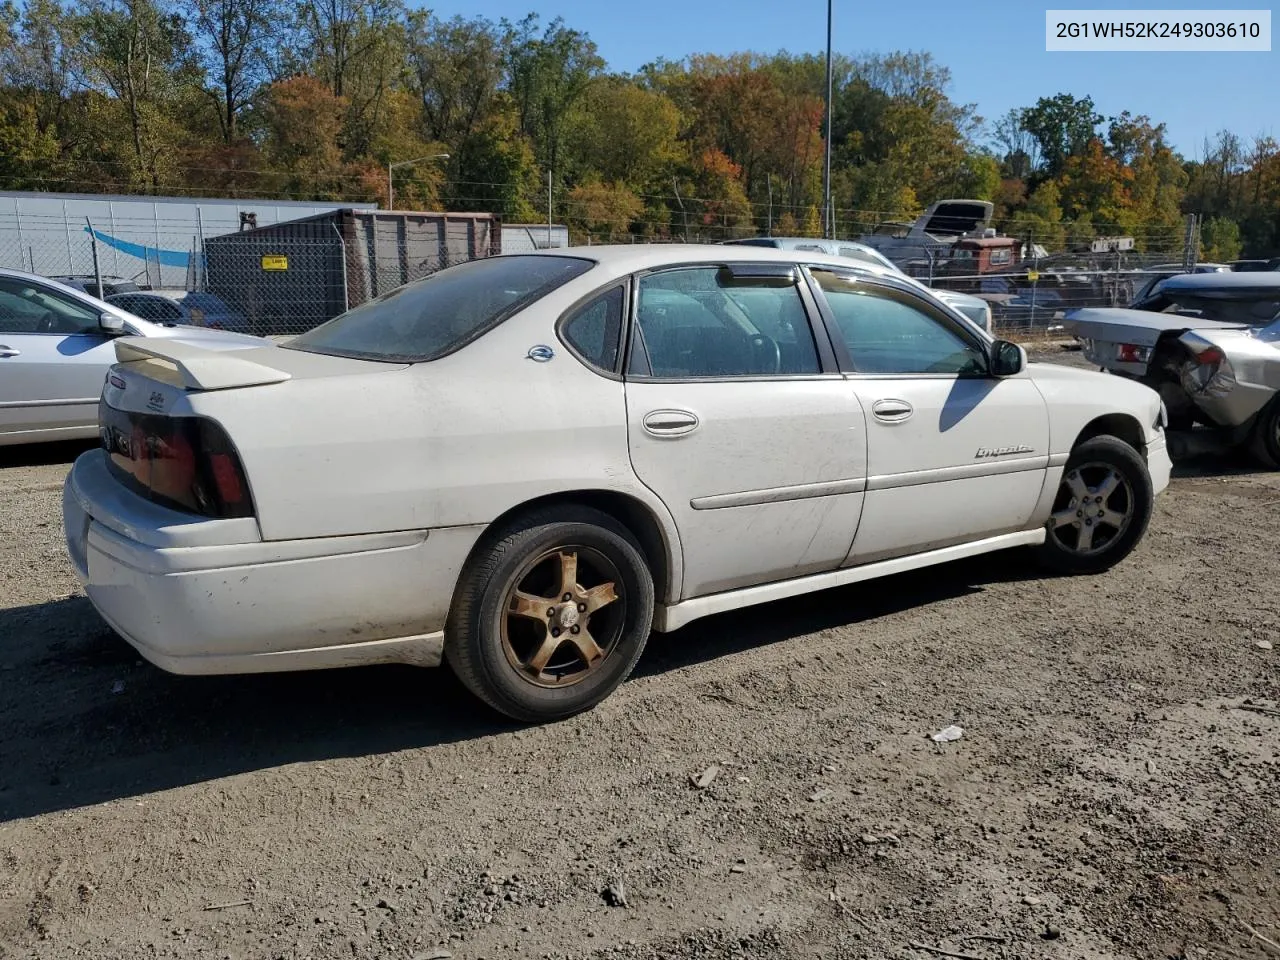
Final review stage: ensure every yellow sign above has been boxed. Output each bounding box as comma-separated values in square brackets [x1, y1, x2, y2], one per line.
[1026, 269, 1040, 282]
[261, 254, 288, 271]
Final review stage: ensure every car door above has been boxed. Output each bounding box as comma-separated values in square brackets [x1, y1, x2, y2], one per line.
[0, 277, 118, 441]
[624, 263, 868, 599]
[806, 267, 1050, 565]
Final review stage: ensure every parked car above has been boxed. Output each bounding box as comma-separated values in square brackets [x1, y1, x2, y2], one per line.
[106, 290, 251, 333]
[1229, 259, 1280, 272]
[1130, 263, 1230, 302]
[1064, 272, 1280, 461]
[64, 246, 1170, 721]
[723, 236, 993, 330]
[49, 275, 141, 298]
[0, 269, 266, 446]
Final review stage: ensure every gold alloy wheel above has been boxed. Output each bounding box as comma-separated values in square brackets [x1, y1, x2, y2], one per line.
[500, 546, 625, 688]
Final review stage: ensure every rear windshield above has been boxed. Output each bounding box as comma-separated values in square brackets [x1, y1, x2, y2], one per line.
[286, 255, 594, 362]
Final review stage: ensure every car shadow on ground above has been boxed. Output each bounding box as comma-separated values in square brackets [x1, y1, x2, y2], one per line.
[0, 550, 1040, 823]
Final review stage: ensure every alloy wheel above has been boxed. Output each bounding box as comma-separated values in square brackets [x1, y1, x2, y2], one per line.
[500, 546, 625, 688]
[1047, 462, 1136, 556]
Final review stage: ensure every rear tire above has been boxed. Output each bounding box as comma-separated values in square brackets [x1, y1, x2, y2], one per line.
[1248, 396, 1280, 469]
[445, 506, 654, 723]
[1035, 435, 1153, 575]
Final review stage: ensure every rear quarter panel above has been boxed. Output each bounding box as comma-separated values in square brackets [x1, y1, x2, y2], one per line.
[186, 275, 682, 572]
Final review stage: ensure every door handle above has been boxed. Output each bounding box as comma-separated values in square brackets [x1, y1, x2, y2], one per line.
[872, 398, 913, 423]
[0, 345, 19, 358]
[642, 409, 699, 437]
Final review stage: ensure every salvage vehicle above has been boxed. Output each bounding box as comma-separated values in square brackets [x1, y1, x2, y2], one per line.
[723, 236, 994, 331]
[0, 268, 266, 446]
[64, 246, 1171, 722]
[1064, 272, 1280, 463]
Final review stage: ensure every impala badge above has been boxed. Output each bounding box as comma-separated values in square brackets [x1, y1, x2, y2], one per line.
[975, 444, 1033, 459]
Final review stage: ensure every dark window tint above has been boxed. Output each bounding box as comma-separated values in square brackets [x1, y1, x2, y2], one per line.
[287, 255, 594, 362]
[562, 286, 624, 372]
[634, 268, 820, 378]
[813, 271, 986, 376]
[116, 296, 183, 322]
[0, 278, 102, 334]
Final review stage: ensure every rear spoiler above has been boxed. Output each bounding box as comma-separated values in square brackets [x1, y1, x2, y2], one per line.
[114, 337, 291, 391]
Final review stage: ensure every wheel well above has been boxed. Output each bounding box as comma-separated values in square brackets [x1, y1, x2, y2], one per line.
[1074, 414, 1146, 457]
[479, 491, 674, 603]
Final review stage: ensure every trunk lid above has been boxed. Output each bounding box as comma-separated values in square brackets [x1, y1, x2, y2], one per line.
[1064, 307, 1251, 348]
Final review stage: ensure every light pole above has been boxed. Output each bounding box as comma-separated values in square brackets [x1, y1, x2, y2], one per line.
[388, 153, 449, 211]
[822, 0, 833, 239]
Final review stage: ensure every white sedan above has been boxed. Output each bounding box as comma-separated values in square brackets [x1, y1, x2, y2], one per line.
[63, 246, 1171, 721]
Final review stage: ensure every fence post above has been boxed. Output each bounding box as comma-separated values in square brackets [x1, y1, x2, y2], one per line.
[332, 223, 349, 315]
[85, 217, 103, 300]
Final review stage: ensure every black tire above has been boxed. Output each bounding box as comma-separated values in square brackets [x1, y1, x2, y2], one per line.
[1035, 435, 1154, 575]
[1248, 395, 1280, 469]
[445, 506, 654, 723]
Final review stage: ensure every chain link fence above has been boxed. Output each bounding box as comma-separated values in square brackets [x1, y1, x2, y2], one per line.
[1, 204, 1209, 340]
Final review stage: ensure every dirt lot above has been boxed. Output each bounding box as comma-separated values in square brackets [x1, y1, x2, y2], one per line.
[1, 345, 1278, 960]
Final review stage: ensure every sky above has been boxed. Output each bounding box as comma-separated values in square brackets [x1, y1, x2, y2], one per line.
[419, 0, 1278, 158]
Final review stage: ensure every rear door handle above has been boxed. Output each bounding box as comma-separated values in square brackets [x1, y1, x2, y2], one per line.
[872, 398, 913, 423]
[642, 409, 699, 437]
[0, 345, 19, 358]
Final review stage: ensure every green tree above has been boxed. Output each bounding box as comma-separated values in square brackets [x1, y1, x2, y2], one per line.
[190, 0, 280, 142]
[505, 14, 602, 185]
[564, 180, 643, 241]
[1020, 93, 1101, 176]
[1200, 216, 1242, 261]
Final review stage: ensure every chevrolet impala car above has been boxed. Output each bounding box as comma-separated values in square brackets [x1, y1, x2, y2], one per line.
[64, 246, 1172, 721]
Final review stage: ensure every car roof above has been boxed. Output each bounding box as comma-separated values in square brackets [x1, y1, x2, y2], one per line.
[519, 243, 903, 280]
[1157, 272, 1280, 292]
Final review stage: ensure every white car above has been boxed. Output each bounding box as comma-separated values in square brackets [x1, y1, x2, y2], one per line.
[63, 246, 1171, 721]
[0, 269, 265, 446]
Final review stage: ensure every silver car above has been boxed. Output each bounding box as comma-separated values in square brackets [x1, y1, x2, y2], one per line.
[1065, 272, 1280, 465]
[721, 236, 993, 331]
[0, 269, 265, 446]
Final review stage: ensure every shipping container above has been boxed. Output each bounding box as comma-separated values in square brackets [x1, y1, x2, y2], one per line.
[202, 209, 501, 335]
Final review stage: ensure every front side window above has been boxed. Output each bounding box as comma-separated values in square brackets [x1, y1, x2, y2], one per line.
[633, 267, 821, 378]
[561, 286, 624, 372]
[287, 255, 594, 362]
[990, 249, 1012, 265]
[0, 278, 102, 335]
[812, 270, 987, 376]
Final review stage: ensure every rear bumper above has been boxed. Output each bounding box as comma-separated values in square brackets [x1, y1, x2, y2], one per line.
[64, 451, 482, 675]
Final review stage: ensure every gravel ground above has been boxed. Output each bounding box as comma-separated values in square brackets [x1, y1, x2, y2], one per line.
[1, 345, 1277, 960]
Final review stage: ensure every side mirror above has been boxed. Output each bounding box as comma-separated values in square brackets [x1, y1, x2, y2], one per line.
[98, 312, 125, 335]
[990, 339, 1026, 377]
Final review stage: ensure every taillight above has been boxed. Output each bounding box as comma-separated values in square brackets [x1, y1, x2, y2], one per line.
[99, 401, 254, 519]
[1193, 346, 1226, 367]
[1116, 343, 1151, 363]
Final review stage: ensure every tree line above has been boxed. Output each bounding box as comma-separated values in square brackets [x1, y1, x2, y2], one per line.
[1, 0, 1276, 257]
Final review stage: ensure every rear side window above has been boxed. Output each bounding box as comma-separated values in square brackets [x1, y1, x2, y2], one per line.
[287, 255, 594, 362]
[561, 286, 624, 373]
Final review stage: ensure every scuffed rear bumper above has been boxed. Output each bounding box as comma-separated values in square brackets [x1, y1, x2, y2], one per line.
[64, 451, 482, 675]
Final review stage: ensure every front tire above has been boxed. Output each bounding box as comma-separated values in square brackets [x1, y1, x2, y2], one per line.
[1248, 396, 1280, 469]
[445, 506, 655, 722]
[1035, 435, 1153, 575]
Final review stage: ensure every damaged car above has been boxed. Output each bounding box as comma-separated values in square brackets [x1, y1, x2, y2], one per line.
[1065, 273, 1280, 464]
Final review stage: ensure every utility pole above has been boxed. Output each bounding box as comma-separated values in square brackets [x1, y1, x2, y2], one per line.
[822, 0, 834, 239]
